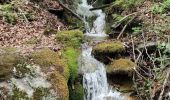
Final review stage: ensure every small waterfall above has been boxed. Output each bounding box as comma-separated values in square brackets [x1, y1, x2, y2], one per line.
[77, 0, 106, 37]
[77, 0, 126, 100]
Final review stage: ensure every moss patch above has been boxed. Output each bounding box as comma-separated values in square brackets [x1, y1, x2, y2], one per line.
[31, 48, 70, 80]
[92, 41, 125, 64]
[11, 86, 29, 100]
[56, 30, 83, 48]
[0, 48, 23, 80]
[63, 47, 80, 84]
[107, 58, 136, 76]
[69, 83, 84, 100]
[113, 0, 144, 11]
[33, 87, 56, 100]
[48, 71, 69, 100]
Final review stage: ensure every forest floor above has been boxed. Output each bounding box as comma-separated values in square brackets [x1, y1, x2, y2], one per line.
[0, 0, 66, 54]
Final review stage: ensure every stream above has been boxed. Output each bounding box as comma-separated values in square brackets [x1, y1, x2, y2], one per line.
[77, 0, 126, 100]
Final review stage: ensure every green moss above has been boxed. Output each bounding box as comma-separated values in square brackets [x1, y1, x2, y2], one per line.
[48, 71, 69, 100]
[0, 48, 22, 80]
[63, 47, 80, 84]
[33, 87, 55, 100]
[69, 83, 84, 100]
[107, 58, 136, 76]
[93, 41, 125, 53]
[114, 0, 144, 10]
[11, 86, 29, 100]
[1, 47, 18, 53]
[31, 48, 70, 80]
[56, 30, 83, 48]
[92, 41, 125, 63]
[14, 63, 30, 78]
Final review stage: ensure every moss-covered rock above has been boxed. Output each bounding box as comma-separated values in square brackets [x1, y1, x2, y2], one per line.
[92, 41, 125, 64]
[69, 83, 84, 100]
[0, 47, 22, 80]
[107, 58, 136, 76]
[56, 30, 83, 48]
[48, 71, 69, 100]
[33, 87, 57, 100]
[31, 48, 70, 80]
[11, 86, 29, 100]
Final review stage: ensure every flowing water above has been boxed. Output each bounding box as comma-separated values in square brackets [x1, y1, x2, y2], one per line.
[77, 0, 126, 100]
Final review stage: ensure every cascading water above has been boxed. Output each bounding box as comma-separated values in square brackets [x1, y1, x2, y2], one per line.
[77, 0, 126, 100]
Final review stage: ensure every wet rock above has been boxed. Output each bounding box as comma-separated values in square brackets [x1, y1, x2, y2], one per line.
[92, 41, 125, 64]
[107, 58, 136, 77]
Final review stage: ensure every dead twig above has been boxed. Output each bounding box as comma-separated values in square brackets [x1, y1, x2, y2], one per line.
[158, 69, 170, 100]
[18, 7, 29, 23]
[117, 14, 137, 39]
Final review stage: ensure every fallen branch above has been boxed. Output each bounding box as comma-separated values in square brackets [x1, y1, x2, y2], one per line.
[90, 4, 111, 11]
[111, 12, 138, 29]
[117, 14, 137, 39]
[57, 0, 83, 21]
[18, 7, 29, 23]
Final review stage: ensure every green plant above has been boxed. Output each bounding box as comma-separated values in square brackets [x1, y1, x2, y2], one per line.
[151, 0, 170, 14]
[132, 27, 142, 35]
[151, 4, 164, 14]
[0, 4, 17, 24]
[11, 86, 29, 100]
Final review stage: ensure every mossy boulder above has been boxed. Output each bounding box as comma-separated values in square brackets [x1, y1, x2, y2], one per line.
[0, 47, 22, 80]
[31, 48, 70, 80]
[31, 48, 70, 99]
[92, 41, 125, 64]
[107, 58, 136, 77]
[48, 71, 69, 100]
[56, 30, 83, 48]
